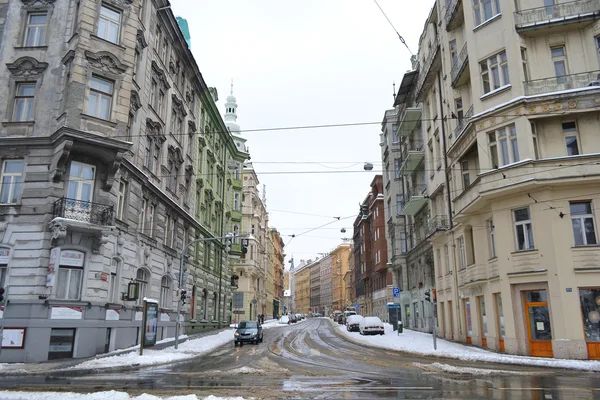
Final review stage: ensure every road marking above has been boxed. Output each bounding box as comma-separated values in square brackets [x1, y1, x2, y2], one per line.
[498, 387, 598, 392]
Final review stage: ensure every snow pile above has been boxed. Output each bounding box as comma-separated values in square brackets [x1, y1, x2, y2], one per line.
[0, 392, 246, 400]
[68, 330, 235, 371]
[336, 323, 600, 372]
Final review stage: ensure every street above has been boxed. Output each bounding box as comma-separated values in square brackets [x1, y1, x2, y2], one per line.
[1, 318, 600, 399]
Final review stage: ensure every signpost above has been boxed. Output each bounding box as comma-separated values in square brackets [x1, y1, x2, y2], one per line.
[233, 292, 244, 327]
[392, 287, 401, 334]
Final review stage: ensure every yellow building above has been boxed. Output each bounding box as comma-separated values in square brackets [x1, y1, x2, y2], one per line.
[331, 243, 352, 311]
[409, 0, 600, 359]
[294, 262, 312, 314]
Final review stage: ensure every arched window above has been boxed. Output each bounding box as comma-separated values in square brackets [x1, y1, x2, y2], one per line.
[212, 292, 218, 320]
[135, 268, 149, 305]
[202, 288, 208, 320]
[160, 276, 171, 308]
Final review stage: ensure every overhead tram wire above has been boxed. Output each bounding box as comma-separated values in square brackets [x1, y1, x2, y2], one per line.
[372, 0, 414, 55]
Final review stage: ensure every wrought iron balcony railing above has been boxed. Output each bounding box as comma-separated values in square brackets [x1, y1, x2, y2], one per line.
[450, 43, 468, 86]
[524, 70, 600, 96]
[444, 0, 465, 30]
[415, 35, 441, 99]
[426, 215, 450, 238]
[514, 0, 600, 28]
[53, 197, 115, 226]
[453, 105, 474, 140]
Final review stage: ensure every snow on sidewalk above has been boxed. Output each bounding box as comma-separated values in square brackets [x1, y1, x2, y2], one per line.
[336, 323, 600, 372]
[0, 391, 246, 400]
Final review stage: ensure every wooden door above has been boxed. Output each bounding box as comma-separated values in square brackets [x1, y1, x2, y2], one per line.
[478, 296, 488, 348]
[524, 290, 553, 358]
[587, 343, 600, 360]
[448, 300, 454, 340]
[495, 293, 505, 352]
[464, 299, 472, 344]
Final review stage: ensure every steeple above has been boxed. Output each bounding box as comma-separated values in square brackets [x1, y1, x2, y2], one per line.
[224, 79, 238, 128]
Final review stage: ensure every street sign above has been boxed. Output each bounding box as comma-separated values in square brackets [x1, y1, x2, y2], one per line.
[252, 298, 257, 305]
[232, 310, 245, 315]
[233, 292, 244, 309]
[354, 301, 359, 311]
[392, 287, 400, 297]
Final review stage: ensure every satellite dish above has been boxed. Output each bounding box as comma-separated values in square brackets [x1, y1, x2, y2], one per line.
[364, 162, 374, 171]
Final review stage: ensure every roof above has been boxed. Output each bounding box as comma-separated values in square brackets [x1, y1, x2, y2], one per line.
[393, 70, 418, 107]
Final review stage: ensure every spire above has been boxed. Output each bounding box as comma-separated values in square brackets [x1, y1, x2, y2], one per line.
[230, 79, 234, 95]
[224, 79, 240, 134]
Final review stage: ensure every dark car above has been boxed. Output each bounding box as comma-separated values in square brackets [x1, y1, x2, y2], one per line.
[289, 314, 298, 323]
[336, 314, 344, 324]
[234, 320, 263, 346]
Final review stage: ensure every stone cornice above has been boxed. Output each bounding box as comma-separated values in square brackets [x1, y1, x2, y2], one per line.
[6, 56, 48, 78]
[85, 50, 128, 75]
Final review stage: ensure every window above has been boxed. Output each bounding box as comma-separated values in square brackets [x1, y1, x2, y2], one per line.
[480, 51, 509, 94]
[161, 38, 168, 63]
[513, 207, 534, 251]
[488, 125, 518, 167]
[436, 249, 442, 278]
[165, 215, 174, 247]
[444, 244, 450, 274]
[570, 201, 597, 246]
[551, 46, 568, 78]
[562, 121, 579, 156]
[24, 13, 47, 47]
[97, 5, 121, 43]
[458, 236, 466, 270]
[461, 160, 470, 189]
[449, 40, 457, 65]
[108, 259, 119, 303]
[158, 90, 165, 118]
[488, 220, 496, 258]
[234, 193, 240, 211]
[139, 199, 147, 232]
[144, 137, 161, 175]
[392, 124, 399, 143]
[473, 0, 501, 26]
[116, 180, 127, 220]
[133, 50, 140, 77]
[596, 36, 600, 66]
[0, 262, 6, 288]
[147, 203, 155, 237]
[138, 0, 145, 19]
[396, 194, 404, 215]
[531, 122, 540, 159]
[455, 98, 464, 124]
[160, 276, 171, 308]
[56, 253, 84, 300]
[13, 83, 36, 122]
[135, 268, 148, 305]
[578, 288, 600, 343]
[394, 158, 401, 179]
[150, 79, 157, 109]
[521, 47, 529, 81]
[155, 25, 162, 50]
[0, 160, 25, 204]
[87, 76, 113, 120]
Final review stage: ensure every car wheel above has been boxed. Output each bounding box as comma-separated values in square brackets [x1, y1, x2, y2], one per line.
[234, 342, 237, 346]
[380, 332, 384, 335]
[259, 336, 263, 343]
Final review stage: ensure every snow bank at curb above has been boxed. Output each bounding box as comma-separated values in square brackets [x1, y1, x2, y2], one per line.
[335, 323, 600, 372]
[0, 390, 246, 400]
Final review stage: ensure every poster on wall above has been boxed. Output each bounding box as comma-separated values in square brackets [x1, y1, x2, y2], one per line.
[105, 309, 120, 321]
[0, 305, 4, 319]
[50, 306, 83, 320]
[1, 328, 26, 349]
[135, 311, 143, 321]
[143, 299, 158, 347]
[46, 247, 61, 287]
[59, 250, 84, 267]
[160, 313, 170, 322]
[0, 248, 9, 263]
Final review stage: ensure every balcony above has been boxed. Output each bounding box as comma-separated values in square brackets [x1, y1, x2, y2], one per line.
[514, 0, 600, 34]
[453, 105, 474, 140]
[425, 215, 449, 238]
[399, 184, 428, 216]
[524, 71, 600, 96]
[445, 0, 465, 30]
[415, 36, 442, 101]
[398, 107, 422, 138]
[399, 142, 425, 176]
[450, 43, 469, 88]
[53, 198, 114, 226]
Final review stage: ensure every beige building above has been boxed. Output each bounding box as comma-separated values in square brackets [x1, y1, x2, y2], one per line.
[294, 260, 311, 314]
[410, 0, 600, 359]
[331, 243, 352, 311]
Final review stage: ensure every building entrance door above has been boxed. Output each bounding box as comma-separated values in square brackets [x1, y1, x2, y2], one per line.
[524, 290, 553, 358]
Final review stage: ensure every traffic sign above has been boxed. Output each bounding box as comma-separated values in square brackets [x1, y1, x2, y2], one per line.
[354, 301, 359, 311]
[392, 287, 400, 297]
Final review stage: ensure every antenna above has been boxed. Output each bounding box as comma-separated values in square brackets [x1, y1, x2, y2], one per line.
[230, 78, 234, 95]
[393, 81, 396, 99]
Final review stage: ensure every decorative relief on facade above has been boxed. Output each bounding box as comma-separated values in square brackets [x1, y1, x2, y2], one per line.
[198, 136, 206, 148]
[130, 90, 142, 113]
[104, 151, 125, 191]
[188, 120, 197, 133]
[50, 140, 73, 182]
[49, 219, 67, 241]
[185, 165, 194, 183]
[151, 61, 170, 89]
[136, 29, 148, 51]
[103, 0, 133, 8]
[171, 94, 187, 117]
[167, 145, 184, 165]
[146, 118, 166, 143]
[196, 178, 204, 188]
[6, 57, 49, 77]
[92, 230, 112, 254]
[569, 101, 577, 109]
[20, 0, 56, 8]
[185, 89, 194, 104]
[168, 57, 180, 75]
[85, 51, 128, 75]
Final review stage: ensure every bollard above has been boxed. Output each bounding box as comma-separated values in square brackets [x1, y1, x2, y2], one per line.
[398, 321, 403, 335]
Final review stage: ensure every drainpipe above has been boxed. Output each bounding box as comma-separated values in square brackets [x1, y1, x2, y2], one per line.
[217, 142, 227, 329]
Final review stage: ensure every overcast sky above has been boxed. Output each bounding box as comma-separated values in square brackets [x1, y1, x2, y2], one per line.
[171, 0, 433, 266]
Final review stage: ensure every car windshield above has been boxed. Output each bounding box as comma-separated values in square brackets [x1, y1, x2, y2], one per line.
[238, 321, 258, 329]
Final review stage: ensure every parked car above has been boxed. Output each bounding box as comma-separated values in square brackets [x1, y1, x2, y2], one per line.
[359, 316, 385, 335]
[234, 320, 263, 345]
[279, 315, 290, 324]
[336, 314, 345, 324]
[342, 310, 356, 325]
[296, 313, 303, 320]
[346, 315, 364, 332]
[289, 314, 298, 323]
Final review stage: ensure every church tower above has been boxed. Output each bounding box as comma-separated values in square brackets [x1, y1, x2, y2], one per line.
[224, 81, 247, 153]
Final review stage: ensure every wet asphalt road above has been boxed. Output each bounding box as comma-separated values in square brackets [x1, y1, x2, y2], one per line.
[1, 318, 600, 399]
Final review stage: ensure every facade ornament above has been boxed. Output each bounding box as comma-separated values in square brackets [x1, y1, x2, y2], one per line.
[168, 145, 184, 165]
[146, 118, 166, 143]
[143, 245, 151, 266]
[50, 140, 73, 182]
[116, 232, 125, 255]
[151, 61, 171, 89]
[185, 165, 194, 183]
[185, 89, 194, 103]
[136, 29, 148, 51]
[85, 50, 128, 75]
[92, 230, 112, 254]
[188, 120, 197, 134]
[196, 178, 204, 188]
[20, 0, 56, 8]
[104, 151, 125, 191]
[102, 0, 133, 8]
[171, 94, 187, 117]
[6, 56, 48, 78]
[130, 90, 142, 113]
[198, 136, 206, 148]
[49, 220, 68, 241]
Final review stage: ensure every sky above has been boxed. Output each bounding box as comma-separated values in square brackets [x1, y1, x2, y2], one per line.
[170, 0, 434, 266]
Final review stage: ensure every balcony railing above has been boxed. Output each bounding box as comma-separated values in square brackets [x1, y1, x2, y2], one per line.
[450, 43, 468, 87]
[453, 105, 474, 140]
[53, 198, 114, 226]
[415, 35, 441, 100]
[406, 184, 427, 202]
[445, 0, 465, 30]
[514, 0, 600, 29]
[524, 70, 600, 96]
[425, 215, 450, 238]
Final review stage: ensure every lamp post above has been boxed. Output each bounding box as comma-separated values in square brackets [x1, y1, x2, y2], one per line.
[174, 233, 234, 350]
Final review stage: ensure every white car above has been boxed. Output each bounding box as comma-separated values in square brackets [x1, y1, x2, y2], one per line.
[346, 315, 364, 332]
[279, 315, 290, 324]
[359, 316, 385, 335]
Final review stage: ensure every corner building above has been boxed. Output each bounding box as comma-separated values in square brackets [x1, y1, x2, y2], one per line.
[414, 0, 600, 358]
[0, 0, 247, 362]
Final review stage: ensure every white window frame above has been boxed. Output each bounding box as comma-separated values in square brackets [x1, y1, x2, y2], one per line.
[147, 203, 155, 237]
[160, 276, 171, 308]
[461, 160, 470, 189]
[87, 75, 114, 120]
[13, 82, 36, 122]
[24, 12, 47, 47]
[531, 122, 540, 159]
[562, 121, 580, 156]
[97, 4, 121, 44]
[108, 259, 119, 303]
[473, 0, 501, 26]
[488, 124, 519, 167]
[116, 180, 127, 220]
[56, 266, 83, 300]
[444, 244, 450, 274]
[488, 220, 496, 258]
[0, 264, 6, 288]
[570, 201, 598, 246]
[458, 236, 466, 270]
[135, 268, 148, 306]
[480, 50, 509, 94]
[513, 207, 534, 251]
[449, 40, 457, 65]
[551, 45, 568, 78]
[0, 160, 25, 204]
[521, 47, 529, 81]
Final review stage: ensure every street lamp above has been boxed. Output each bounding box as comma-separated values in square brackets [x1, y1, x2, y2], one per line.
[174, 233, 234, 349]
